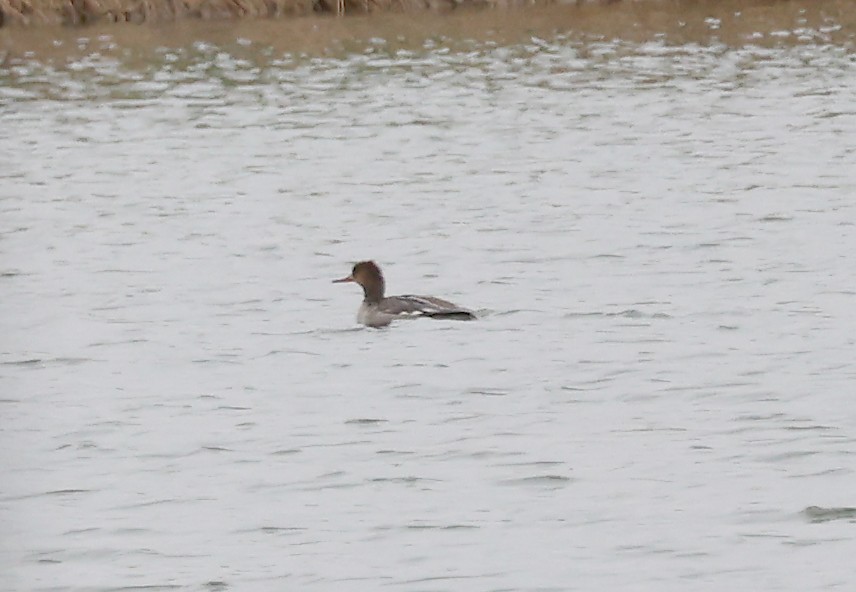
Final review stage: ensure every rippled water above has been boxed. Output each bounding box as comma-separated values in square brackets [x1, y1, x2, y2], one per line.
[2, 11, 856, 592]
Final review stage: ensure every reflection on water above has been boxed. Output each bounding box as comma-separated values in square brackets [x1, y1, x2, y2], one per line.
[2, 4, 856, 592]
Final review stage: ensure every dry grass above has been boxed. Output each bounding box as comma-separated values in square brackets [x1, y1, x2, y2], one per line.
[0, 0, 540, 25]
[0, 0, 319, 25]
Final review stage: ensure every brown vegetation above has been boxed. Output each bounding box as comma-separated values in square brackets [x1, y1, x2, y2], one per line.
[0, 0, 540, 25]
[0, 0, 307, 26]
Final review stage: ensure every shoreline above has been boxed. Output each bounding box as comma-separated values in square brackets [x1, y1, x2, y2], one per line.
[1, 0, 853, 59]
[3, 0, 851, 30]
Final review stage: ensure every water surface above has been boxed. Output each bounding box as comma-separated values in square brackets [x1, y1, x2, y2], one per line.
[2, 7, 856, 591]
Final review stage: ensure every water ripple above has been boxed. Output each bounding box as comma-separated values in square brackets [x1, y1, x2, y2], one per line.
[3, 14, 856, 592]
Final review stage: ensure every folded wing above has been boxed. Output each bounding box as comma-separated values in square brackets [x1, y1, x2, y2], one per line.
[380, 295, 476, 321]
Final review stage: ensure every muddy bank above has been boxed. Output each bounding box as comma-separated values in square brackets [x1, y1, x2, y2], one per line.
[0, 0, 579, 26]
[2, 0, 854, 33]
[1, 0, 854, 58]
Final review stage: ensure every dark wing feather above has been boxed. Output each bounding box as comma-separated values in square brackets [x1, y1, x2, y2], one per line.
[424, 310, 477, 321]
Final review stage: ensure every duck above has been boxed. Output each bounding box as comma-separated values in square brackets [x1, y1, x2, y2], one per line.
[333, 261, 476, 328]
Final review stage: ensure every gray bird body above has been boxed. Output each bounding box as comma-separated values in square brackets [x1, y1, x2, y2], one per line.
[334, 261, 475, 328]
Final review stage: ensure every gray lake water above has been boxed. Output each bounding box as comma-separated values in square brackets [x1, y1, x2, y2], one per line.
[2, 12, 856, 592]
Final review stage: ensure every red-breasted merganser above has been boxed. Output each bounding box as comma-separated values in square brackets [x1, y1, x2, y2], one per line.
[333, 261, 476, 328]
